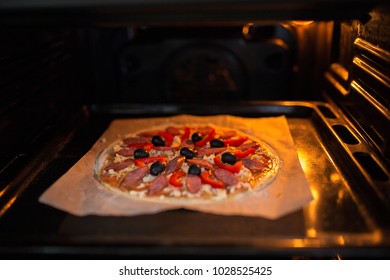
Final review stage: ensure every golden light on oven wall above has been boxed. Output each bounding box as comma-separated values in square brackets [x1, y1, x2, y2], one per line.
[290, 20, 314, 26]
[242, 22, 255, 39]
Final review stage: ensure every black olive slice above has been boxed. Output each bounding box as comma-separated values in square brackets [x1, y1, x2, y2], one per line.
[150, 161, 166, 176]
[221, 152, 237, 165]
[180, 147, 195, 159]
[152, 135, 165, 146]
[210, 139, 225, 148]
[191, 132, 203, 143]
[188, 164, 201, 176]
[134, 148, 149, 159]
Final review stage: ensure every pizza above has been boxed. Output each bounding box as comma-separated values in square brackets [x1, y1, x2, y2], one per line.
[95, 124, 280, 201]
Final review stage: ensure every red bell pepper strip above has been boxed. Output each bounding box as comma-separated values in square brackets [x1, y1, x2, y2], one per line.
[169, 170, 186, 187]
[223, 136, 248, 147]
[214, 156, 242, 173]
[195, 129, 216, 147]
[134, 156, 167, 167]
[127, 142, 154, 151]
[180, 127, 191, 141]
[234, 147, 256, 158]
[200, 171, 224, 189]
[158, 131, 174, 147]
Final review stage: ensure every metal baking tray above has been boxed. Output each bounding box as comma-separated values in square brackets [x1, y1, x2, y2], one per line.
[0, 101, 389, 258]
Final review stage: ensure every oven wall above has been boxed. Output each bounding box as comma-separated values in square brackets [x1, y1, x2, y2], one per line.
[0, 28, 89, 172]
[0, 4, 388, 172]
[324, 6, 390, 161]
[86, 24, 303, 104]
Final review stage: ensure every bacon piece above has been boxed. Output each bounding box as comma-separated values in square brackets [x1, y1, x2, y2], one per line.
[214, 168, 238, 185]
[165, 156, 185, 174]
[197, 147, 226, 157]
[123, 136, 150, 145]
[120, 166, 149, 189]
[116, 148, 136, 157]
[186, 158, 213, 170]
[149, 175, 168, 195]
[104, 159, 134, 172]
[186, 175, 202, 193]
[242, 158, 265, 173]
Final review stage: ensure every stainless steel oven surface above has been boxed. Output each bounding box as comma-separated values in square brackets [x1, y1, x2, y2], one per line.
[0, 0, 389, 259]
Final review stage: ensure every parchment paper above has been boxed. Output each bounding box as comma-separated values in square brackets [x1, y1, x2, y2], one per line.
[39, 115, 313, 219]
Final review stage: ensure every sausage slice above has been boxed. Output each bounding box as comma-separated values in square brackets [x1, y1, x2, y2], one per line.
[104, 159, 134, 172]
[214, 168, 238, 186]
[149, 175, 169, 195]
[186, 175, 202, 193]
[165, 156, 185, 174]
[120, 166, 149, 189]
[242, 158, 265, 172]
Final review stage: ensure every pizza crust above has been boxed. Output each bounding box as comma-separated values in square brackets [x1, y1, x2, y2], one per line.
[94, 123, 281, 202]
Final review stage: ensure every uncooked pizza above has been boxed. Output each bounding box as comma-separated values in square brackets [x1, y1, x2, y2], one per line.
[95, 124, 280, 201]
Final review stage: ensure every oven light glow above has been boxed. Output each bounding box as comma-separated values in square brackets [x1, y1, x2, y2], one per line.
[337, 235, 346, 246]
[242, 23, 254, 39]
[290, 20, 314, 26]
[292, 239, 305, 248]
[306, 228, 317, 238]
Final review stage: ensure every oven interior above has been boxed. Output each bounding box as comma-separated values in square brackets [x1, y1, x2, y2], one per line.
[0, 1, 389, 258]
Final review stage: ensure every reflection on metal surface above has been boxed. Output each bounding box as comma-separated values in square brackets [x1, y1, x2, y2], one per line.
[353, 56, 390, 89]
[337, 189, 346, 205]
[306, 228, 317, 238]
[296, 150, 308, 174]
[290, 21, 314, 26]
[0, 185, 9, 198]
[305, 186, 319, 230]
[292, 239, 305, 248]
[288, 117, 381, 247]
[324, 71, 349, 95]
[242, 22, 254, 39]
[354, 38, 390, 64]
[0, 184, 15, 217]
[351, 81, 389, 119]
[330, 63, 349, 83]
[330, 172, 341, 184]
[0, 187, 16, 217]
[337, 235, 346, 246]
